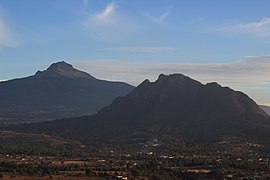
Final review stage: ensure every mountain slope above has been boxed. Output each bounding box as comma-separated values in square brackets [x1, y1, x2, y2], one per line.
[7, 74, 270, 145]
[0, 61, 133, 124]
[261, 105, 270, 115]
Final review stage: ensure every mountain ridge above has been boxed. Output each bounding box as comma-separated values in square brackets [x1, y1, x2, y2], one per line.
[7, 74, 270, 146]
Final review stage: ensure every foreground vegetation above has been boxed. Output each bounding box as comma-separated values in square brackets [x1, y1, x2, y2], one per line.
[1, 131, 270, 179]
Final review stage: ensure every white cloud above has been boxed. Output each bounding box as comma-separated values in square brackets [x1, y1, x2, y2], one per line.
[83, 1, 132, 40]
[261, 103, 270, 106]
[146, 10, 170, 24]
[74, 57, 270, 86]
[0, 17, 18, 48]
[146, 10, 171, 24]
[212, 18, 270, 37]
[91, 1, 116, 22]
[74, 56, 270, 105]
[112, 47, 177, 53]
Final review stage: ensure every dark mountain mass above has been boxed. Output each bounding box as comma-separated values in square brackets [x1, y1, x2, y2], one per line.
[0, 61, 133, 124]
[7, 74, 270, 146]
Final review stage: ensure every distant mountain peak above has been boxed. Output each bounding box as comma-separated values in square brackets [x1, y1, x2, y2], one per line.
[47, 61, 74, 71]
[35, 61, 94, 79]
[0, 61, 134, 123]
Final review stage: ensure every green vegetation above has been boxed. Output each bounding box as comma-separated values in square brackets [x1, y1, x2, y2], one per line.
[0, 131, 92, 156]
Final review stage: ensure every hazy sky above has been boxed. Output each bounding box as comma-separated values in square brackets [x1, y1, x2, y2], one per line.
[0, 0, 270, 105]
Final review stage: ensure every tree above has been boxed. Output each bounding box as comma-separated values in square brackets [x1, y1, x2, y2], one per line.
[85, 168, 95, 176]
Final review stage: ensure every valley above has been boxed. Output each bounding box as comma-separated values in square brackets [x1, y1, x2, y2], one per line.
[1, 73, 270, 179]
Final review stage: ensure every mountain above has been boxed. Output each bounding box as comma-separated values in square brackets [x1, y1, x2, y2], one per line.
[0, 61, 133, 124]
[261, 105, 270, 115]
[7, 74, 270, 146]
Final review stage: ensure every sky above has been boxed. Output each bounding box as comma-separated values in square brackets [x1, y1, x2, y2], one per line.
[0, 0, 270, 105]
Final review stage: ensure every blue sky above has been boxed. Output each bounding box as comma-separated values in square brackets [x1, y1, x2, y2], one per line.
[0, 0, 270, 105]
